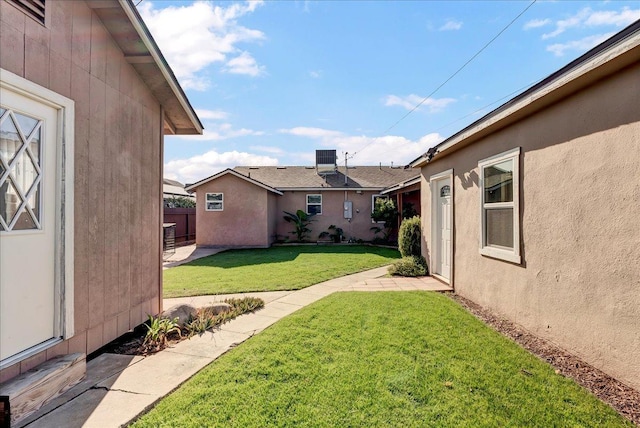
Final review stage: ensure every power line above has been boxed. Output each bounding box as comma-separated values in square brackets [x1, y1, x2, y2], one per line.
[348, 0, 537, 163]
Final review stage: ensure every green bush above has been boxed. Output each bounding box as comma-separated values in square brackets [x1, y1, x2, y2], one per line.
[398, 215, 422, 257]
[389, 255, 428, 277]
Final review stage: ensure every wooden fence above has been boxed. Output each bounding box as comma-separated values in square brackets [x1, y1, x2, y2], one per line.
[163, 208, 196, 245]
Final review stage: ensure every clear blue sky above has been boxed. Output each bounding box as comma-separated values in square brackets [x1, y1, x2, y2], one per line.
[136, 1, 639, 184]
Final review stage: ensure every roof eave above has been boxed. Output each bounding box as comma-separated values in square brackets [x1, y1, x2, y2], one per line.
[186, 169, 283, 195]
[412, 19, 640, 167]
[91, 0, 203, 135]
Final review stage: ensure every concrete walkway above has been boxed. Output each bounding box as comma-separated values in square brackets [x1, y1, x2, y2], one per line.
[21, 265, 451, 427]
[162, 244, 224, 269]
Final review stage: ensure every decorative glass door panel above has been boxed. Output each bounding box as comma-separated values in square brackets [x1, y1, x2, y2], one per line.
[0, 109, 42, 231]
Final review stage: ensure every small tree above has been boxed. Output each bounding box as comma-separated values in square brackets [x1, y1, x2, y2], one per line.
[164, 196, 196, 208]
[398, 216, 421, 257]
[283, 210, 315, 242]
[370, 197, 398, 242]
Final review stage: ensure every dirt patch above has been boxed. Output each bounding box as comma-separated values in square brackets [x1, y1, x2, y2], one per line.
[450, 294, 640, 426]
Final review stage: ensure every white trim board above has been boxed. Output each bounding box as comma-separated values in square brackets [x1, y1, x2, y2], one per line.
[0, 68, 75, 357]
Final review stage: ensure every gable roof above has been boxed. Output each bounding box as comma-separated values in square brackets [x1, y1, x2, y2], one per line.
[185, 169, 284, 195]
[90, 0, 203, 135]
[233, 166, 417, 190]
[410, 19, 640, 168]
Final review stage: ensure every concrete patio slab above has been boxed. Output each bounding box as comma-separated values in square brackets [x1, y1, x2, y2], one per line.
[25, 388, 156, 428]
[275, 291, 326, 307]
[96, 351, 212, 397]
[164, 290, 292, 310]
[163, 245, 225, 269]
[164, 329, 250, 359]
[15, 354, 144, 428]
[217, 313, 281, 336]
[254, 301, 304, 319]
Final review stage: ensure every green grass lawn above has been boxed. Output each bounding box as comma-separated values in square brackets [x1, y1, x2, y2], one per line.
[163, 245, 400, 298]
[132, 292, 629, 427]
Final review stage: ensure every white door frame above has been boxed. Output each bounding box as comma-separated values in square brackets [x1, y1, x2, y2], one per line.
[0, 68, 74, 368]
[429, 169, 453, 285]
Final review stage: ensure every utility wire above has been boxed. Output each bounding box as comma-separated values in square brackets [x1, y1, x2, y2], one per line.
[338, 77, 542, 168]
[348, 0, 537, 163]
[433, 78, 545, 134]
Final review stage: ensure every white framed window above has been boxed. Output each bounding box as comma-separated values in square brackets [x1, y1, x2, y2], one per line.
[478, 147, 520, 264]
[206, 193, 223, 211]
[306, 194, 322, 215]
[371, 194, 387, 223]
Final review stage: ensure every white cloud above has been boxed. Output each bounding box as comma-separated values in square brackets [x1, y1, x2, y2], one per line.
[523, 18, 551, 30]
[585, 7, 640, 27]
[277, 126, 444, 166]
[138, 1, 265, 90]
[279, 127, 343, 138]
[165, 150, 279, 184]
[541, 7, 639, 39]
[250, 145, 285, 155]
[439, 20, 463, 31]
[546, 32, 614, 56]
[309, 70, 322, 78]
[384, 94, 456, 113]
[542, 8, 591, 39]
[175, 123, 264, 141]
[195, 109, 229, 120]
[223, 51, 266, 76]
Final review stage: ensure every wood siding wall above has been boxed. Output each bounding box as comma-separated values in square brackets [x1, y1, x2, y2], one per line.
[0, 0, 163, 382]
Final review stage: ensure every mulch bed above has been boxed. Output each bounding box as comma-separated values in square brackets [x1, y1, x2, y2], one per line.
[87, 323, 175, 359]
[450, 294, 640, 426]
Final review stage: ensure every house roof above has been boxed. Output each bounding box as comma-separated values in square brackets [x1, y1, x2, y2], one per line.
[410, 19, 640, 168]
[232, 166, 418, 190]
[185, 169, 284, 195]
[163, 178, 193, 198]
[380, 175, 421, 195]
[89, 0, 203, 135]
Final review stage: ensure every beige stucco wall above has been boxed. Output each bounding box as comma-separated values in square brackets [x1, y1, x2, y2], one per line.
[195, 174, 271, 247]
[420, 61, 640, 390]
[275, 190, 383, 241]
[0, 0, 163, 381]
[267, 191, 278, 245]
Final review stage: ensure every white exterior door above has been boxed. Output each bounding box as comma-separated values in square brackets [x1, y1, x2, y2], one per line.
[434, 177, 452, 280]
[0, 88, 59, 361]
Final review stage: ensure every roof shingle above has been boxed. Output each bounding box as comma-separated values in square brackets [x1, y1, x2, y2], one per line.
[234, 166, 417, 190]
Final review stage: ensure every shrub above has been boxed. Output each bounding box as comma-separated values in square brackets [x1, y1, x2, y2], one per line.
[398, 216, 421, 257]
[370, 198, 398, 241]
[283, 210, 315, 242]
[319, 225, 344, 243]
[388, 256, 428, 277]
[183, 297, 265, 338]
[143, 315, 181, 351]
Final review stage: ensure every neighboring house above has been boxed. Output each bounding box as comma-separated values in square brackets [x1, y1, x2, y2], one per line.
[163, 178, 196, 245]
[0, 0, 202, 419]
[410, 21, 640, 390]
[185, 150, 417, 247]
[163, 178, 195, 207]
[380, 175, 421, 231]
